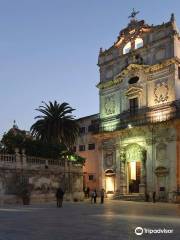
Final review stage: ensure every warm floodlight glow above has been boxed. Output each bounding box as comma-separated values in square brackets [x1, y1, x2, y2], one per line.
[103, 122, 118, 132]
[130, 162, 136, 180]
[135, 38, 143, 49]
[106, 176, 114, 193]
[123, 42, 131, 54]
[152, 110, 170, 123]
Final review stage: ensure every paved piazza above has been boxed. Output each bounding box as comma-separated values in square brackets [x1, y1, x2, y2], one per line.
[0, 200, 180, 240]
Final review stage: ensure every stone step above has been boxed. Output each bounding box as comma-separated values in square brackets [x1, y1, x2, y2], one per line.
[113, 194, 145, 201]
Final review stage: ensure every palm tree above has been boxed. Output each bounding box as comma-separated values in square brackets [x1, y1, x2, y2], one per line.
[30, 101, 79, 149]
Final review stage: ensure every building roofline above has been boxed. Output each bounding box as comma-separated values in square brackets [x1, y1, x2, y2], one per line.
[77, 113, 99, 121]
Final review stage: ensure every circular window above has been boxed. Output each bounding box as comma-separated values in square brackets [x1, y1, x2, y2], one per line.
[128, 76, 139, 84]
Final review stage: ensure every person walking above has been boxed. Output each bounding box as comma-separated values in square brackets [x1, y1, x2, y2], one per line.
[100, 188, 105, 204]
[87, 187, 90, 198]
[145, 192, 149, 202]
[90, 190, 94, 204]
[93, 189, 97, 204]
[152, 191, 156, 203]
[56, 187, 64, 207]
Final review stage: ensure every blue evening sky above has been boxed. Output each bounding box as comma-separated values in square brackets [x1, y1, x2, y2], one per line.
[0, 0, 180, 135]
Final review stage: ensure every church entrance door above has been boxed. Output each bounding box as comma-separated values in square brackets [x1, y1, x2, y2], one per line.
[128, 161, 141, 193]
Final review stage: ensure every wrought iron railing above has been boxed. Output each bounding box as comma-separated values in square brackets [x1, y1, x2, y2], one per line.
[91, 100, 180, 133]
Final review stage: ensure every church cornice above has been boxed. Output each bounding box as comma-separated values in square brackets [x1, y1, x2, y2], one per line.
[97, 57, 180, 90]
[97, 63, 148, 90]
[145, 57, 180, 74]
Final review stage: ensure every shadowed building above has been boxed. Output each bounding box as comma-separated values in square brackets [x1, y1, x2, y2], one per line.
[76, 114, 100, 191]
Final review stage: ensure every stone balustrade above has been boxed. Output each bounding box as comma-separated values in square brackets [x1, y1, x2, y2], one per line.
[0, 150, 84, 204]
[0, 152, 81, 173]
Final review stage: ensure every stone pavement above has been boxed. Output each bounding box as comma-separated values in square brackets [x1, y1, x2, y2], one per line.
[0, 199, 180, 240]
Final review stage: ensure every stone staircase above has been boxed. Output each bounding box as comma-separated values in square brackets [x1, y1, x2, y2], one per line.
[113, 193, 145, 202]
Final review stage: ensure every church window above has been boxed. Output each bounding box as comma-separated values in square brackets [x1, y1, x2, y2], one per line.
[88, 125, 94, 132]
[128, 76, 139, 84]
[89, 175, 95, 181]
[88, 143, 95, 150]
[123, 42, 131, 54]
[79, 145, 85, 151]
[79, 127, 86, 134]
[135, 38, 143, 49]
[129, 97, 138, 114]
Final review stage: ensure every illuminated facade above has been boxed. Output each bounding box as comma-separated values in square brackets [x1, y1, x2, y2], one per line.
[78, 13, 180, 202]
[97, 13, 180, 202]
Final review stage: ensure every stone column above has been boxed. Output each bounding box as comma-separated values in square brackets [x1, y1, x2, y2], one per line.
[22, 149, 27, 168]
[139, 151, 146, 194]
[119, 148, 127, 194]
[115, 144, 120, 194]
[15, 148, 21, 169]
[64, 159, 72, 201]
[120, 161, 127, 194]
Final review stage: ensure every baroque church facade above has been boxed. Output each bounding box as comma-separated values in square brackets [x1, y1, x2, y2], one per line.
[77, 13, 180, 202]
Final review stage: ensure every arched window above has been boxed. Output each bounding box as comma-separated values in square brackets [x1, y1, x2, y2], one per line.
[135, 38, 143, 49]
[123, 42, 131, 54]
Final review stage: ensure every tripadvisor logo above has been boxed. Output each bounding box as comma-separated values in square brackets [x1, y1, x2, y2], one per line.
[135, 227, 173, 235]
[135, 227, 143, 236]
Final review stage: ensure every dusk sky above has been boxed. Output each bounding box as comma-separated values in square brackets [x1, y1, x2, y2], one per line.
[1, 0, 180, 135]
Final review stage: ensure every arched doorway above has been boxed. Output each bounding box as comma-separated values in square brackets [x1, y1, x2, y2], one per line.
[105, 169, 115, 194]
[125, 143, 146, 194]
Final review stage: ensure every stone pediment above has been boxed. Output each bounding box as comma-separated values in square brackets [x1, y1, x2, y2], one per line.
[115, 20, 151, 48]
[115, 64, 148, 79]
[155, 166, 169, 176]
[125, 85, 143, 97]
[97, 64, 148, 90]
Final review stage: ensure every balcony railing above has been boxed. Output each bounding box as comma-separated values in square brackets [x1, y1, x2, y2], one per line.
[93, 100, 180, 133]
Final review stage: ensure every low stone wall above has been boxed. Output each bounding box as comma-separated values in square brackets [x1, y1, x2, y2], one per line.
[0, 153, 84, 204]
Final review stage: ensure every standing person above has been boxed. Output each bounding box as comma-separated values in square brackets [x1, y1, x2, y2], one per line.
[83, 187, 87, 198]
[93, 189, 97, 204]
[145, 192, 149, 202]
[152, 191, 156, 203]
[90, 190, 94, 204]
[87, 187, 90, 198]
[56, 187, 64, 207]
[100, 188, 105, 204]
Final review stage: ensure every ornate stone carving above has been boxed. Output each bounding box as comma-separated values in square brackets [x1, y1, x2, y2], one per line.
[125, 85, 143, 98]
[104, 152, 114, 168]
[121, 127, 147, 138]
[119, 148, 126, 162]
[125, 143, 145, 162]
[155, 166, 169, 176]
[154, 81, 168, 103]
[156, 143, 167, 166]
[104, 95, 115, 115]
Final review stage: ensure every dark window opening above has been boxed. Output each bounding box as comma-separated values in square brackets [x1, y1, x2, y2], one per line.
[88, 143, 95, 150]
[88, 125, 94, 132]
[79, 127, 86, 134]
[89, 175, 95, 181]
[128, 76, 139, 84]
[129, 98, 138, 114]
[79, 145, 85, 151]
[178, 67, 180, 79]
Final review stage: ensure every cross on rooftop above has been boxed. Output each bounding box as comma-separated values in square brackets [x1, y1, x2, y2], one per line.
[128, 8, 139, 20]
